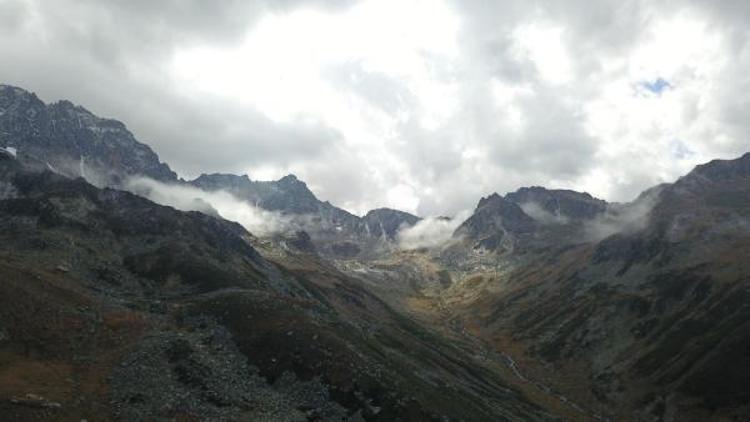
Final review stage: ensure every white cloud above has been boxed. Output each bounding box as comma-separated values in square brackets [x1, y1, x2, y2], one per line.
[2, 0, 750, 217]
[583, 193, 660, 241]
[512, 24, 572, 85]
[578, 12, 731, 201]
[397, 211, 470, 250]
[171, 0, 460, 123]
[124, 176, 292, 236]
[518, 202, 569, 225]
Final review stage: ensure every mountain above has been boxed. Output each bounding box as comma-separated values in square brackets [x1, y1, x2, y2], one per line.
[0, 85, 177, 185]
[191, 173, 421, 257]
[450, 186, 638, 265]
[0, 85, 421, 258]
[453, 193, 538, 251]
[3, 83, 750, 421]
[192, 173, 335, 215]
[505, 186, 607, 221]
[191, 172, 362, 229]
[431, 152, 750, 420]
[359, 208, 422, 240]
[0, 151, 550, 421]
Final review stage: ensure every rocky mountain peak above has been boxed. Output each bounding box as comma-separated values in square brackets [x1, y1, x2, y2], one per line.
[273, 174, 317, 201]
[476, 192, 504, 209]
[0, 84, 46, 118]
[363, 207, 419, 219]
[505, 186, 607, 221]
[192, 173, 252, 191]
[686, 152, 750, 181]
[0, 85, 177, 185]
[50, 99, 87, 113]
[278, 174, 300, 184]
[190, 171, 324, 214]
[360, 208, 421, 239]
[474, 193, 528, 216]
[0, 84, 39, 101]
[454, 192, 537, 250]
[667, 152, 750, 200]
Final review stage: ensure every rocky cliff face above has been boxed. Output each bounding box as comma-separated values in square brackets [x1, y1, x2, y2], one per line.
[0, 85, 177, 185]
[453, 193, 538, 251]
[359, 208, 422, 240]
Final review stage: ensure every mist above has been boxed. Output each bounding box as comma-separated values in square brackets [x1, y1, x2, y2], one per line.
[397, 211, 471, 250]
[124, 176, 292, 236]
[518, 202, 570, 225]
[583, 194, 660, 241]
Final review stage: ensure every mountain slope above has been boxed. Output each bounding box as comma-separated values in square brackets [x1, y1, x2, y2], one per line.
[0, 152, 551, 421]
[435, 152, 750, 421]
[454, 193, 538, 251]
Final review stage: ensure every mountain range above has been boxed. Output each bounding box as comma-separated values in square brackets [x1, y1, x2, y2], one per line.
[1, 84, 749, 421]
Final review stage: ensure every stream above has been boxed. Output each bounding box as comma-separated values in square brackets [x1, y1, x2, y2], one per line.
[435, 298, 608, 421]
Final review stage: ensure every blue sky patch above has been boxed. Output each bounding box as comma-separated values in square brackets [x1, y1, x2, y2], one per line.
[641, 77, 672, 95]
[670, 139, 695, 159]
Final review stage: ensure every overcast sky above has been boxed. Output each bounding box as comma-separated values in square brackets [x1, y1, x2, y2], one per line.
[1, 0, 749, 216]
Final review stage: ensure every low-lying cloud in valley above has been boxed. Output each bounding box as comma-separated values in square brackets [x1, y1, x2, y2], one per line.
[397, 211, 470, 250]
[124, 177, 291, 236]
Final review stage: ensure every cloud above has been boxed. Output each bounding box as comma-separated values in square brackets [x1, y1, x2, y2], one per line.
[2, 0, 750, 218]
[397, 211, 471, 250]
[518, 202, 569, 225]
[124, 176, 293, 236]
[583, 192, 660, 241]
[0, 0, 28, 35]
[0, 0, 348, 178]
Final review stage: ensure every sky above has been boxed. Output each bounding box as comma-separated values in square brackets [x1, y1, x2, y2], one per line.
[1, 0, 749, 216]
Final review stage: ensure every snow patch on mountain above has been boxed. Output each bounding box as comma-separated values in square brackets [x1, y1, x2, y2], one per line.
[0, 146, 16, 158]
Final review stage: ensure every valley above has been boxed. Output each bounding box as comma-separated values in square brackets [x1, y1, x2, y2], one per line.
[1, 84, 749, 421]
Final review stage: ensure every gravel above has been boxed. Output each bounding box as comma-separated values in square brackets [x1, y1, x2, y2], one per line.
[110, 318, 351, 421]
